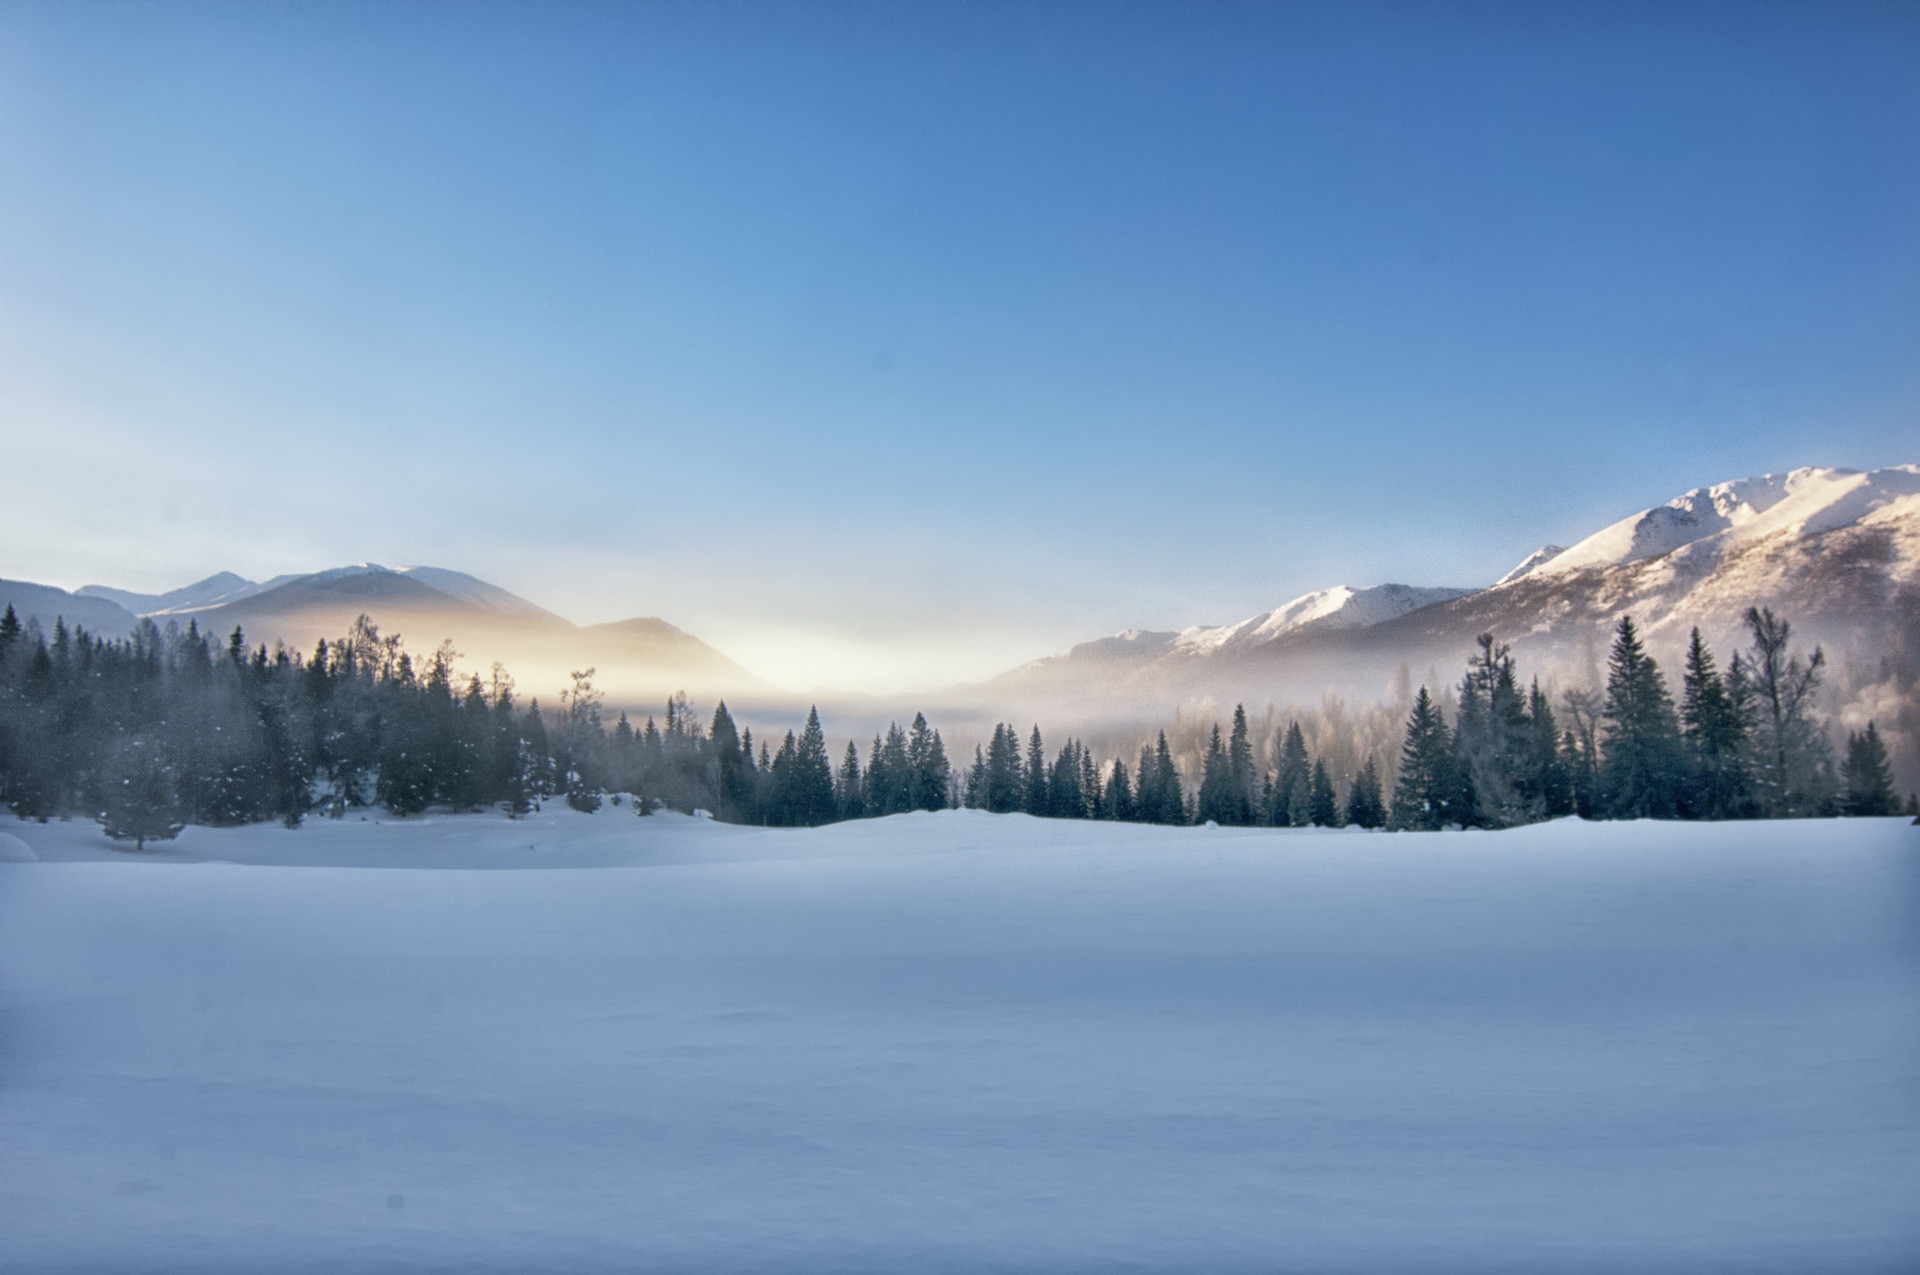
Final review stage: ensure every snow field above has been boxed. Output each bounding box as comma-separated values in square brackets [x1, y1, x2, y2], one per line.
[1, 811, 1917, 1273]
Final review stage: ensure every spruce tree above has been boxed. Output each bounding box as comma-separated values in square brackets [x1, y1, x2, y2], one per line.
[1599, 615, 1683, 819]
[99, 735, 184, 851]
[1196, 725, 1235, 825]
[837, 740, 866, 819]
[1226, 705, 1255, 825]
[1841, 722, 1898, 816]
[1344, 756, 1385, 829]
[1024, 726, 1048, 815]
[793, 707, 837, 826]
[1679, 628, 1752, 819]
[1306, 758, 1340, 827]
[1268, 722, 1310, 827]
[1390, 687, 1453, 830]
[1103, 758, 1133, 821]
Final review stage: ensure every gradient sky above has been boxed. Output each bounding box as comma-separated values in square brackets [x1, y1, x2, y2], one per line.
[2, 2, 1916, 692]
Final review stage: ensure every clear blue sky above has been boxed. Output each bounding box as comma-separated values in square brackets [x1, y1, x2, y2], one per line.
[2, 2, 1915, 691]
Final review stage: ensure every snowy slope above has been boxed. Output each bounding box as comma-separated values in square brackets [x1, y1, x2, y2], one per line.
[1502, 465, 1920, 582]
[1168, 583, 1472, 657]
[2, 811, 1915, 1273]
[77, 571, 264, 615]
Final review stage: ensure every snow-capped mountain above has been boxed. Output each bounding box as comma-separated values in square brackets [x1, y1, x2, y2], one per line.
[77, 571, 265, 615]
[979, 464, 1920, 730]
[1501, 466, 1920, 584]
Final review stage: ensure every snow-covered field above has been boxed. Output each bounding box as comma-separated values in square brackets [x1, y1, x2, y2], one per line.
[2, 811, 1916, 1273]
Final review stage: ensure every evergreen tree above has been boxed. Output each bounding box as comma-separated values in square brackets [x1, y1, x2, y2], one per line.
[984, 724, 1023, 813]
[710, 702, 753, 822]
[1268, 722, 1310, 827]
[1679, 628, 1752, 819]
[1390, 687, 1454, 830]
[1520, 679, 1573, 818]
[1599, 615, 1683, 819]
[1306, 759, 1340, 827]
[1196, 724, 1236, 825]
[1226, 705, 1256, 825]
[907, 713, 951, 812]
[1024, 726, 1048, 815]
[836, 740, 866, 819]
[791, 707, 837, 826]
[1841, 722, 1898, 816]
[965, 743, 986, 809]
[98, 734, 184, 851]
[1344, 756, 1385, 829]
[1102, 757, 1133, 821]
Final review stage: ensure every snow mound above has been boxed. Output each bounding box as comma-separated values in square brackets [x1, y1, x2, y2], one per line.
[0, 831, 36, 862]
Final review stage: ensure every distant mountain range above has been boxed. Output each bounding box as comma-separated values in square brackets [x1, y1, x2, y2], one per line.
[0, 563, 764, 707]
[975, 465, 1920, 728]
[4, 464, 1915, 739]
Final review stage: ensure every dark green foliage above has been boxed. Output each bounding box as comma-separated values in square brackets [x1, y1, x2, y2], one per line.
[1023, 726, 1048, 815]
[1344, 756, 1385, 829]
[1134, 732, 1186, 824]
[1102, 758, 1133, 821]
[836, 740, 866, 819]
[1268, 722, 1310, 827]
[1390, 687, 1454, 830]
[1226, 705, 1256, 825]
[98, 735, 184, 850]
[983, 724, 1024, 813]
[1306, 759, 1340, 827]
[1842, 722, 1898, 817]
[1195, 725, 1236, 825]
[1679, 628, 1753, 819]
[1600, 616, 1683, 819]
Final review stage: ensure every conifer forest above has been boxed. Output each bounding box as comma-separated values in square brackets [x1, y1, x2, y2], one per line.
[0, 602, 1905, 850]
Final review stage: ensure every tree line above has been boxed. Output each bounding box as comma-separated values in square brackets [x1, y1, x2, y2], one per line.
[0, 602, 1906, 849]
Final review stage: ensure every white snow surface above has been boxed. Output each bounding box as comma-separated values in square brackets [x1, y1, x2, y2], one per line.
[2, 810, 1916, 1273]
[1505, 465, 1920, 582]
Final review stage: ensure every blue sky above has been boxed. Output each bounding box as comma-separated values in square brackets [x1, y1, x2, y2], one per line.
[2, 2, 1915, 691]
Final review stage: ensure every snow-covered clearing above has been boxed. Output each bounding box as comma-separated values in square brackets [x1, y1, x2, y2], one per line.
[2, 811, 1916, 1273]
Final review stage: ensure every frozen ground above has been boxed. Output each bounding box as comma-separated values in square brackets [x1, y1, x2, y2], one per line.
[1, 809, 1916, 1273]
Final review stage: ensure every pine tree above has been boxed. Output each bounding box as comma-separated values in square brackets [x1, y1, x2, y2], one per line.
[1344, 756, 1385, 829]
[836, 739, 866, 819]
[906, 713, 950, 812]
[1841, 722, 1898, 816]
[1103, 757, 1133, 821]
[1679, 628, 1752, 819]
[98, 735, 185, 850]
[1306, 758, 1340, 827]
[1268, 722, 1310, 827]
[1390, 687, 1453, 830]
[1599, 615, 1683, 819]
[985, 724, 1023, 813]
[1226, 705, 1255, 825]
[1024, 726, 1048, 815]
[792, 707, 837, 826]
[1196, 724, 1236, 825]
